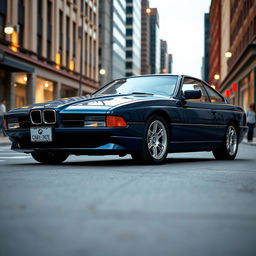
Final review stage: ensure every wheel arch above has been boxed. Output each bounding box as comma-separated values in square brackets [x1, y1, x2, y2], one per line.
[146, 110, 172, 125]
[227, 119, 240, 133]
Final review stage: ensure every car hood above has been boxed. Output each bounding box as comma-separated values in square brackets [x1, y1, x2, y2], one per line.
[62, 94, 169, 113]
[8, 94, 170, 115]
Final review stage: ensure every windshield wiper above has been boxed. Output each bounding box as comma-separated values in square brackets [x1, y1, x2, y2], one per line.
[131, 92, 154, 95]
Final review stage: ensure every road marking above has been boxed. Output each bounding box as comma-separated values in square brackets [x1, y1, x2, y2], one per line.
[0, 156, 31, 159]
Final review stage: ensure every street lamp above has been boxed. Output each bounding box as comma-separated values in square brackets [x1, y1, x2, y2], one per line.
[4, 24, 14, 35]
[214, 74, 220, 80]
[99, 69, 106, 75]
[146, 8, 151, 14]
[225, 51, 232, 58]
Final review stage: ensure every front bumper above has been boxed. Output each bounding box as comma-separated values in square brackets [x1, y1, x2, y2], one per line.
[6, 126, 144, 155]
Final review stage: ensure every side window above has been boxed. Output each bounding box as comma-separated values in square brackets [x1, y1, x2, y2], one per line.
[181, 78, 209, 102]
[204, 85, 224, 103]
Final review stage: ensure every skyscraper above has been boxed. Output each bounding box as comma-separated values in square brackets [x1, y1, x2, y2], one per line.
[99, 0, 126, 86]
[125, 0, 141, 77]
[160, 39, 168, 73]
[168, 54, 173, 74]
[141, 0, 150, 75]
[149, 8, 160, 74]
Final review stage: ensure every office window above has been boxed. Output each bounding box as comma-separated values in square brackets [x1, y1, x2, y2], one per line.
[47, 0, 52, 59]
[37, 0, 43, 55]
[73, 22, 76, 58]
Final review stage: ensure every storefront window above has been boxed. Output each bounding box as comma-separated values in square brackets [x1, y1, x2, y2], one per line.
[61, 85, 78, 98]
[15, 73, 27, 107]
[36, 77, 54, 103]
[240, 71, 255, 111]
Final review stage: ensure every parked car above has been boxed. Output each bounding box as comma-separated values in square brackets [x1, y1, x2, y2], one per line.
[4, 75, 248, 164]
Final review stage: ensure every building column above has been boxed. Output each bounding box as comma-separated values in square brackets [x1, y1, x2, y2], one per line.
[54, 81, 61, 99]
[254, 68, 256, 105]
[27, 73, 36, 104]
[10, 73, 16, 109]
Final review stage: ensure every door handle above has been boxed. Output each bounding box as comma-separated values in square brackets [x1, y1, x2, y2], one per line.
[211, 110, 217, 115]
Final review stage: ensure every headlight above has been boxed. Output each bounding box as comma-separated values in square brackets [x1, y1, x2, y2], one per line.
[7, 118, 20, 129]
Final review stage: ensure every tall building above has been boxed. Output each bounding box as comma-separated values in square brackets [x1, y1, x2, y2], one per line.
[125, 0, 141, 77]
[149, 8, 160, 74]
[0, 0, 99, 110]
[219, 0, 256, 109]
[208, 0, 221, 90]
[140, 0, 150, 75]
[99, 0, 126, 86]
[168, 54, 173, 74]
[202, 13, 210, 82]
[160, 39, 168, 73]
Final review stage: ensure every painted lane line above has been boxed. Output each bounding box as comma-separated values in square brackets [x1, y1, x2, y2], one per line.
[0, 156, 31, 159]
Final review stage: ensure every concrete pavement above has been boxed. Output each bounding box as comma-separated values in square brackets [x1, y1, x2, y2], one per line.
[0, 143, 256, 256]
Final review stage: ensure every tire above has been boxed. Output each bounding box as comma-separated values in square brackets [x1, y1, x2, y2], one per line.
[212, 124, 238, 160]
[131, 115, 169, 164]
[31, 151, 69, 164]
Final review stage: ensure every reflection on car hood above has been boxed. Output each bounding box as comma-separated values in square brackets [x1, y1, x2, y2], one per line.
[65, 94, 168, 110]
[8, 94, 169, 114]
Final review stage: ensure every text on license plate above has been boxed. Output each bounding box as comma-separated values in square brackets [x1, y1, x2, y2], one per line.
[30, 127, 53, 142]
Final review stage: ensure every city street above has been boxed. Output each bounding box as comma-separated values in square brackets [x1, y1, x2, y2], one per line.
[0, 142, 256, 256]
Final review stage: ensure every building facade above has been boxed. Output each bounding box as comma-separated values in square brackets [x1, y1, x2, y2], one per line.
[202, 13, 210, 82]
[208, 0, 221, 90]
[149, 8, 160, 74]
[140, 0, 150, 75]
[99, 0, 126, 85]
[220, 0, 230, 83]
[219, 0, 256, 110]
[160, 39, 168, 73]
[0, 0, 99, 110]
[125, 0, 141, 77]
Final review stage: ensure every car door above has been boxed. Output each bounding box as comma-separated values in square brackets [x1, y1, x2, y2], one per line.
[203, 83, 227, 142]
[175, 77, 218, 147]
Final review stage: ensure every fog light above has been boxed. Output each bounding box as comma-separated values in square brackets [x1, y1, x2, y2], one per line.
[84, 116, 106, 127]
[84, 121, 106, 127]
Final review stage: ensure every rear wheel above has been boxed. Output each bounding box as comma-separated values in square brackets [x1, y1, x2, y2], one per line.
[31, 151, 69, 164]
[131, 115, 169, 164]
[212, 124, 238, 160]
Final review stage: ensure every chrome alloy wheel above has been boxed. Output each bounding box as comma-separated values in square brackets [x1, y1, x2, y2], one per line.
[147, 120, 168, 160]
[226, 125, 238, 156]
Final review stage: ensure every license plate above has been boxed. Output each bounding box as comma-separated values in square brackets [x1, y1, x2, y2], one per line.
[30, 127, 52, 142]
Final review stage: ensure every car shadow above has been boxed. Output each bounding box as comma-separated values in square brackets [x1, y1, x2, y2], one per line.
[9, 156, 253, 167]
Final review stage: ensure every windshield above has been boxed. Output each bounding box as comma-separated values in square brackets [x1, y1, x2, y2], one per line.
[94, 76, 178, 97]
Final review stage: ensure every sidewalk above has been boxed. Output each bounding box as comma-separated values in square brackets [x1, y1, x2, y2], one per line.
[242, 137, 256, 146]
[0, 136, 11, 146]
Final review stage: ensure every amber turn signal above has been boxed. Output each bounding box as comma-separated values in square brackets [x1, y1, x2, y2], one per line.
[106, 116, 127, 127]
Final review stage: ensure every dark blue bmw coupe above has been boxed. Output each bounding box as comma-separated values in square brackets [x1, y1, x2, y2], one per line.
[4, 75, 248, 164]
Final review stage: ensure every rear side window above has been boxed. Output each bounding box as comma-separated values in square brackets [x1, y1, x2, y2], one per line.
[204, 85, 224, 103]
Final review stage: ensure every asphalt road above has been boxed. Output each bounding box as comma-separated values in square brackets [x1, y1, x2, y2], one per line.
[0, 143, 256, 256]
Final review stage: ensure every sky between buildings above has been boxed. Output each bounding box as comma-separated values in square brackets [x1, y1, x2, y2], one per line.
[150, 0, 211, 78]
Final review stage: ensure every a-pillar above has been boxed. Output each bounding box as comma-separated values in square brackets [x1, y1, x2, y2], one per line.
[27, 73, 36, 105]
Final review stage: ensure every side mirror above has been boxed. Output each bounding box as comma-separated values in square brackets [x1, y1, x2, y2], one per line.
[184, 90, 201, 100]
